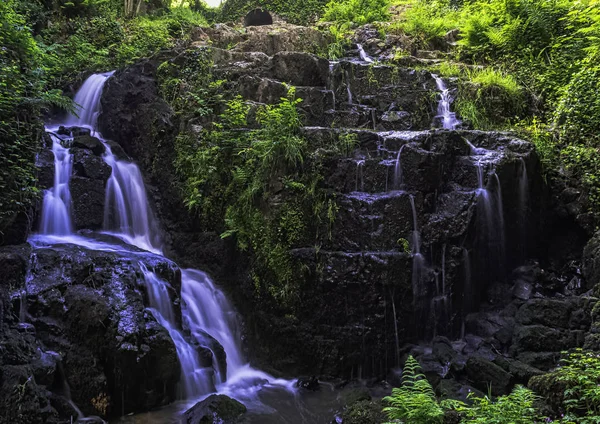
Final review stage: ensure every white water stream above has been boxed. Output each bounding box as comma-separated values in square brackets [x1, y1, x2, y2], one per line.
[36, 72, 296, 418]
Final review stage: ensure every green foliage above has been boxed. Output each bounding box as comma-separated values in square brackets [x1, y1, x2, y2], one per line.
[453, 385, 539, 423]
[383, 356, 445, 424]
[0, 0, 72, 240]
[219, 0, 328, 25]
[39, 6, 208, 87]
[384, 0, 460, 47]
[550, 349, 600, 421]
[453, 67, 524, 129]
[322, 0, 391, 26]
[171, 78, 336, 309]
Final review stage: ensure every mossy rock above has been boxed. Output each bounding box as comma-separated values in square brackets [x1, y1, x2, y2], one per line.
[183, 394, 247, 424]
[528, 372, 567, 413]
[342, 399, 386, 424]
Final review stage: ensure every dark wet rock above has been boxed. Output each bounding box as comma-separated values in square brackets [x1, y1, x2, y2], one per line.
[272, 52, 329, 87]
[512, 324, 583, 353]
[516, 351, 561, 371]
[72, 135, 105, 156]
[18, 243, 181, 417]
[515, 298, 573, 328]
[71, 148, 111, 181]
[296, 376, 320, 391]
[36, 149, 56, 190]
[466, 356, 512, 395]
[183, 394, 246, 424]
[583, 230, 600, 290]
[57, 126, 91, 137]
[70, 176, 107, 230]
[432, 337, 456, 364]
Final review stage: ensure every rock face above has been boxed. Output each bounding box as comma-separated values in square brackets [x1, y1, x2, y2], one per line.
[0, 240, 181, 423]
[183, 394, 246, 424]
[94, 23, 596, 400]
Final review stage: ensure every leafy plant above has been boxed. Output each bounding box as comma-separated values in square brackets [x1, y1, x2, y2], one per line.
[383, 355, 445, 424]
[454, 385, 539, 423]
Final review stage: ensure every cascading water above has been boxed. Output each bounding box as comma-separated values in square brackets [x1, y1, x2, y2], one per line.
[66, 72, 115, 128]
[40, 135, 73, 235]
[141, 266, 214, 397]
[475, 161, 506, 281]
[181, 269, 245, 379]
[518, 158, 529, 259]
[432, 74, 461, 130]
[409, 195, 425, 300]
[37, 73, 296, 417]
[355, 159, 365, 191]
[356, 43, 374, 63]
[393, 145, 406, 189]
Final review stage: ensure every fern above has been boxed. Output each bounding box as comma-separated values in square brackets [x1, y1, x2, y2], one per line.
[382, 356, 444, 424]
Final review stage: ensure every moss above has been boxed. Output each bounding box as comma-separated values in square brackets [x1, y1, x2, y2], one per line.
[343, 400, 386, 424]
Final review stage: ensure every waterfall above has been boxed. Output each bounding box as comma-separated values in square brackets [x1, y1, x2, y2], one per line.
[409, 195, 425, 300]
[103, 149, 162, 254]
[432, 74, 461, 130]
[181, 269, 245, 379]
[42, 73, 293, 409]
[394, 145, 406, 190]
[66, 72, 115, 129]
[475, 162, 506, 281]
[40, 135, 73, 235]
[345, 70, 354, 105]
[518, 158, 529, 259]
[355, 160, 365, 192]
[141, 266, 214, 398]
[357, 44, 374, 63]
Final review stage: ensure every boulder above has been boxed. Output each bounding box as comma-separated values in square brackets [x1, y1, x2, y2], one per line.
[183, 394, 246, 424]
[466, 356, 512, 395]
[22, 243, 181, 416]
[515, 298, 573, 328]
[72, 135, 105, 156]
[71, 148, 112, 181]
[272, 52, 329, 87]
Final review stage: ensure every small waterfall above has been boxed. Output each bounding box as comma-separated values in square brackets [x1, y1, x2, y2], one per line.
[345, 70, 354, 105]
[390, 289, 400, 367]
[66, 72, 115, 128]
[181, 269, 245, 379]
[409, 195, 425, 300]
[355, 160, 365, 191]
[461, 247, 471, 339]
[40, 135, 73, 236]
[103, 149, 162, 254]
[432, 74, 460, 130]
[141, 266, 214, 397]
[394, 145, 406, 189]
[441, 244, 446, 295]
[357, 44, 374, 63]
[475, 162, 506, 281]
[518, 158, 529, 258]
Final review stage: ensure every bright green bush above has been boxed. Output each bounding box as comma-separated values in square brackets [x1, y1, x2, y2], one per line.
[384, 0, 460, 47]
[322, 0, 391, 26]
